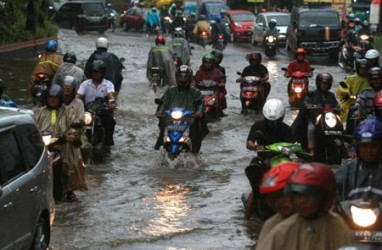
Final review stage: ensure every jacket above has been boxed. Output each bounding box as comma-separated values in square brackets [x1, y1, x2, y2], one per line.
[146, 45, 176, 85]
[193, 20, 211, 37]
[256, 213, 284, 249]
[168, 37, 191, 66]
[193, 66, 224, 88]
[53, 62, 86, 88]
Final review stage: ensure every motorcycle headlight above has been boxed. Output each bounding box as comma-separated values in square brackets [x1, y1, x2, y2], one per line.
[351, 205, 377, 227]
[294, 87, 303, 93]
[42, 135, 52, 146]
[324, 112, 337, 128]
[171, 110, 183, 119]
[360, 34, 369, 41]
[84, 112, 93, 126]
[165, 136, 171, 142]
[267, 36, 275, 42]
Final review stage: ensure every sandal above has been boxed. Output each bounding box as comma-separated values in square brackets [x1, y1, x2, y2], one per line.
[66, 191, 79, 203]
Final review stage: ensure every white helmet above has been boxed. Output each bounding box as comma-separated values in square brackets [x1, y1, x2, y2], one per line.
[63, 75, 79, 88]
[365, 49, 380, 60]
[262, 98, 285, 121]
[96, 37, 109, 49]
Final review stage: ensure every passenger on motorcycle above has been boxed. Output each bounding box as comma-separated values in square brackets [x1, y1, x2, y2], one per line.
[145, 8, 162, 34]
[255, 162, 300, 247]
[28, 40, 63, 93]
[35, 84, 87, 202]
[154, 65, 209, 153]
[210, 16, 229, 48]
[291, 73, 339, 154]
[211, 49, 226, 80]
[147, 35, 176, 86]
[240, 52, 271, 107]
[336, 117, 382, 201]
[192, 15, 211, 40]
[0, 79, 17, 108]
[193, 53, 227, 117]
[53, 52, 85, 88]
[84, 37, 124, 99]
[77, 60, 116, 153]
[336, 59, 369, 123]
[365, 49, 380, 69]
[168, 27, 192, 66]
[260, 163, 354, 250]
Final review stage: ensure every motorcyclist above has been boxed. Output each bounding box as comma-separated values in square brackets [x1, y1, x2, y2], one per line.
[35, 84, 87, 202]
[168, 27, 191, 66]
[211, 49, 226, 79]
[145, 7, 162, 35]
[244, 98, 296, 220]
[358, 20, 371, 36]
[77, 60, 117, 154]
[53, 52, 85, 88]
[210, 16, 229, 48]
[192, 15, 211, 42]
[365, 49, 380, 69]
[105, 3, 117, 32]
[263, 19, 279, 49]
[0, 79, 17, 107]
[146, 35, 176, 86]
[193, 53, 227, 117]
[336, 116, 382, 201]
[255, 162, 300, 246]
[84, 37, 124, 99]
[168, 3, 177, 19]
[240, 52, 270, 109]
[342, 29, 361, 70]
[28, 40, 63, 93]
[260, 162, 354, 250]
[171, 10, 185, 35]
[154, 65, 209, 153]
[291, 73, 339, 154]
[185, 12, 197, 41]
[336, 59, 369, 123]
[354, 17, 362, 32]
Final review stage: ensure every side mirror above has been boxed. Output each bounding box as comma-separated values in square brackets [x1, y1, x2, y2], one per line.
[339, 81, 348, 89]
[155, 98, 163, 105]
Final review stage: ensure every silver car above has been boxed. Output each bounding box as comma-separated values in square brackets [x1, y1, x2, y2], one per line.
[0, 107, 54, 250]
[252, 12, 291, 46]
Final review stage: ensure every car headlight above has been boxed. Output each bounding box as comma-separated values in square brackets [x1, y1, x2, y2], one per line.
[171, 110, 183, 119]
[351, 205, 377, 227]
[235, 22, 243, 28]
[324, 112, 337, 128]
[84, 112, 93, 126]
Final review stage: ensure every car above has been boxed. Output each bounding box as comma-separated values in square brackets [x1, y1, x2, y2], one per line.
[0, 107, 54, 250]
[252, 12, 290, 46]
[225, 10, 255, 42]
[53, 1, 108, 34]
[197, 1, 230, 21]
[119, 7, 146, 31]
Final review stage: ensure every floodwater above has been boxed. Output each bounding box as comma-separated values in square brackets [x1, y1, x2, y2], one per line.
[0, 28, 348, 249]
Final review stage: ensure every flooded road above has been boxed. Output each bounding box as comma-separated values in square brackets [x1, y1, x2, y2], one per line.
[0, 28, 348, 249]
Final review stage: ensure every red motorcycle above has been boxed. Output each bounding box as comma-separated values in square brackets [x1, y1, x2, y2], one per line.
[282, 67, 314, 108]
[194, 80, 221, 122]
[236, 72, 264, 115]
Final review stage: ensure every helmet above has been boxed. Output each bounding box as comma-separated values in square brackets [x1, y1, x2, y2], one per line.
[246, 52, 262, 64]
[45, 40, 58, 52]
[355, 58, 368, 70]
[90, 60, 107, 72]
[96, 37, 109, 49]
[46, 84, 64, 108]
[176, 65, 193, 89]
[348, 13, 356, 21]
[155, 35, 166, 45]
[362, 20, 369, 27]
[215, 16, 221, 23]
[63, 52, 77, 64]
[269, 19, 277, 28]
[295, 48, 307, 60]
[220, 9, 226, 15]
[259, 162, 300, 194]
[202, 53, 215, 63]
[174, 27, 184, 37]
[365, 49, 380, 60]
[262, 98, 285, 121]
[199, 14, 206, 20]
[151, 7, 157, 12]
[285, 162, 336, 212]
[211, 49, 224, 63]
[374, 91, 382, 113]
[315, 73, 333, 90]
[354, 17, 361, 24]
[354, 116, 382, 144]
[63, 75, 79, 88]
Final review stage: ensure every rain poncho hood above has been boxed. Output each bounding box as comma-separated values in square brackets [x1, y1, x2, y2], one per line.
[168, 37, 191, 65]
[53, 62, 85, 88]
[146, 45, 176, 85]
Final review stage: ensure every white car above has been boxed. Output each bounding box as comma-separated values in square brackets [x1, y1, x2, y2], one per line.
[252, 12, 290, 46]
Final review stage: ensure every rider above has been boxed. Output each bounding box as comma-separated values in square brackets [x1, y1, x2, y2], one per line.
[193, 53, 227, 117]
[145, 7, 162, 34]
[168, 27, 192, 66]
[336, 116, 382, 201]
[365, 49, 380, 69]
[171, 10, 185, 35]
[168, 3, 177, 19]
[192, 15, 211, 41]
[255, 162, 300, 246]
[291, 73, 339, 154]
[35, 84, 86, 202]
[358, 20, 371, 36]
[84, 37, 124, 99]
[53, 52, 85, 88]
[260, 163, 354, 250]
[0, 79, 17, 107]
[154, 65, 209, 152]
[210, 16, 229, 48]
[240, 52, 270, 109]
[28, 40, 63, 92]
[185, 12, 197, 41]
[77, 60, 117, 153]
[342, 29, 360, 70]
[336, 59, 369, 123]
[146, 35, 176, 86]
[211, 49, 226, 79]
[263, 19, 279, 49]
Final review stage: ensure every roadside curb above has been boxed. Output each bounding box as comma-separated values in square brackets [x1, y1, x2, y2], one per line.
[0, 36, 57, 54]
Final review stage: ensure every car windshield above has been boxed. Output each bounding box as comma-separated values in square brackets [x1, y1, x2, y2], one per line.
[232, 13, 254, 22]
[299, 11, 339, 28]
[266, 15, 290, 26]
[207, 5, 228, 15]
[82, 3, 104, 15]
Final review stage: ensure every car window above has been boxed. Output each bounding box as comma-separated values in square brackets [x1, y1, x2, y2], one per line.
[128, 9, 137, 15]
[231, 13, 254, 22]
[60, 3, 80, 14]
[207, 5, 229, 15]
[299, 11, 339, 28]
[267, 15, 290, 26]
[0, 131, 26, 186]
[82, 3, 105, 15]
[14, 124, 44, 170]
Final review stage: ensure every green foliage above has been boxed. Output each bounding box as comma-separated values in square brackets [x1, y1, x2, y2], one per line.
[372, 36, 382, 53]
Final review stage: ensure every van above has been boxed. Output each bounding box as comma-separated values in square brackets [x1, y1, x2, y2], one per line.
[197, 1, 230, 21]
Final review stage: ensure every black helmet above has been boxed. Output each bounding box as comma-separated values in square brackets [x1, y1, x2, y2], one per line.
[368, 67, 382, 91]
[246, 52, 262, 64]
[316, 73, 333, 90]
[211, 49, 224, 60]
[90, 60, 107, 72]
[269, 19, 277, 28]
[47, 84, 64, 108]
[63, 52, 77, 64]
[176, 65, 193, 89]
[355, 58, 368, 75]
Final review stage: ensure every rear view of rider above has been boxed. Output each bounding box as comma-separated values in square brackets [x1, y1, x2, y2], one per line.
[168, 27, 192, 66]
[210, 16, 229, 48]
[192, 15, 211, 40]
[53, 52, 85, 88]
[145, 7, 162, 34]
[146, 35, 176, 86]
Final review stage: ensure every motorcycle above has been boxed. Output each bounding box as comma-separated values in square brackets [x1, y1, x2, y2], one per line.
[150, 67, 164, 93]
[162, 16, 172, 35]
[337, 185, 382, 246]
[32, 72, 52, 107]
[106, 12, 117, 32]
[264, 35, 277, 58]
[212, 33, 225, 51]
[339, 40, 367, 72]
[236, 72, 264, 115]
[198, 31, 209, 48]
[282, 67, 314, 108]
[173, 55, 182, 71]
[194, 80, 221, 123]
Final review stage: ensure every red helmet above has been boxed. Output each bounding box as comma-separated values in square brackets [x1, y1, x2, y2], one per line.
[374, 91, 382, 112]
[295, 48, 307, 56]
[155, 35, 166, 45]
[285, 162, 336, 212]
[259, 162, 300, 194]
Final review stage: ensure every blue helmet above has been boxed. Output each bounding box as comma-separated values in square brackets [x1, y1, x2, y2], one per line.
[348, 13, 356, 21]
[354, 116, 382, 144]
[45, 40, 58, 52]
[215, 16, 221, 23]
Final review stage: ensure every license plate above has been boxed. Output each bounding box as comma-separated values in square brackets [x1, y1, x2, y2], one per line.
[293, 79, 305, 84]
[242, 87, 257, 92]
[355, 231, 382, 242]
[201, 90, 214, 96]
